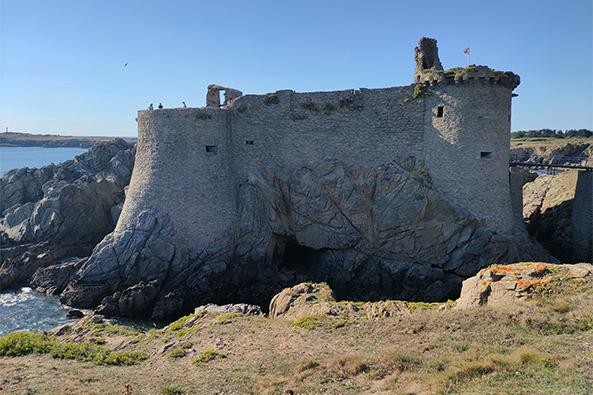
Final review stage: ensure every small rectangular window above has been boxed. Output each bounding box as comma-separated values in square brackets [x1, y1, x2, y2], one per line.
[245, 140, 254, 145]
[436, 106, 444, 118]
[480, 151, 492, 159]
[205, 145, 218, 154]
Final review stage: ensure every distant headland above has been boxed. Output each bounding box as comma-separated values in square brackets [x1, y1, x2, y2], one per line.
[0, 131, 136, 148]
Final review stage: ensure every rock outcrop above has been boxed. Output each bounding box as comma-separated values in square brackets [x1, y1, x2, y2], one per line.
[60, 158, 548, 319]
[511, 142, 592, 166]
[522, 170, 586, 262]
[456, 262, 593, 309]
[269, 282, 335, 318]
[0, 139, 135, 289]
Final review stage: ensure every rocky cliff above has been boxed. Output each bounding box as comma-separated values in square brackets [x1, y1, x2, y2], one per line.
[523, 170, 591, 262]
[1, 143, 555, 319]
[60, 158, 549, 319]
[511, 141, 592, 165]
[0, 139, 135, 289]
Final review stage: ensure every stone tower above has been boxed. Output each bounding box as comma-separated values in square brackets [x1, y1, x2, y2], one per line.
[414, 37, 443, 82]
[414, 38, 520, 234]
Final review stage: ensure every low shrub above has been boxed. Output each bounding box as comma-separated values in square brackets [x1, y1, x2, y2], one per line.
[216, 312, 242, 325]
[0, 332, 146, 366]
[167, 314, 194, 331]
[328, 354, 370, 379]
[289, 316, 320, 330]
[193, 349, 225, 365]
[169, 348, 186, 359]
[161, 385, 184, 395]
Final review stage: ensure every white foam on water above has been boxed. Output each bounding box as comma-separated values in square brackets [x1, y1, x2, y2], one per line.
[0, 288, 73, 335]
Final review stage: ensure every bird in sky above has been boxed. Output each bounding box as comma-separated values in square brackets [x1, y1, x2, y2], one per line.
[124, 63, 128, 67]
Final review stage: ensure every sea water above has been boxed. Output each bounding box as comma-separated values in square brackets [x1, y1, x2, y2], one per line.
[0, 147, 88, 334]
[0, 288, 74, 336]
[0, 146, 87, 175]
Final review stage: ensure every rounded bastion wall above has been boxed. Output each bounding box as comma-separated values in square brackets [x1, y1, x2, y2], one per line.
[423, 81, 514, 235]
[116, 108, 237, 249]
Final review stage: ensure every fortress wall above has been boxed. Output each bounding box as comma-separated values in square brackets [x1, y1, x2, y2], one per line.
[228, 86, 425, 176]
[423, 82, 514, 234]
[116, 108, 237, 248]
[117, 80, 516, 257]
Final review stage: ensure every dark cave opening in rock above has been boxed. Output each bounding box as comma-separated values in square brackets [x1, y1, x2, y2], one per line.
[173, 239, 464, 320]
[271, 239, 462, 306]
[280, 243, 320, 273]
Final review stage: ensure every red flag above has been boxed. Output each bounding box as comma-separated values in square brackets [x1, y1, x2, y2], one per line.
[463, 47, 471, 55]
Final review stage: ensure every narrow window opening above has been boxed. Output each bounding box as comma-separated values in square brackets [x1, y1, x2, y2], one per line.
[480, 151, 492, 159]
[245, 140, 254, 145]
[205, 145, 218, 154]
[436, 106, 444, 118]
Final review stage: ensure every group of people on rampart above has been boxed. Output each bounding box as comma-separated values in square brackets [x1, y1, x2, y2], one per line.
[146, 84, 242, 111]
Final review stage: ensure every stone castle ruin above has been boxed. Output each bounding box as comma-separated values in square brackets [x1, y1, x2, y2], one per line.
[61, 37, 538, 319]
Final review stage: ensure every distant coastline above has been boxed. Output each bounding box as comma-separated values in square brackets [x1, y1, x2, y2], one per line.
[0, 132, 136, 148]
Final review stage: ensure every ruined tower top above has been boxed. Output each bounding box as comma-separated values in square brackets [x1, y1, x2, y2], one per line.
[414, 37, 443, 82]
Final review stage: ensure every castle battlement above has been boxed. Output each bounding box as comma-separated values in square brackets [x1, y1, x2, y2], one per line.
[415, 65, 520, 89]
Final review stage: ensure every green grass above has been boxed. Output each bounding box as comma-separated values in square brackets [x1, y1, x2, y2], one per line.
[169, 348, 186, 359]
[216, 312, 242, 325]
[440, 347, 590, 393]
[0, 332, 146, 366]
[161, 385, 184, 395]
[193, 349, 225, 365]
[167, 314, 194, 331]
[289, 316, 321, 330]
[89, 322, 141, 337]
[412, 83, 425, 99]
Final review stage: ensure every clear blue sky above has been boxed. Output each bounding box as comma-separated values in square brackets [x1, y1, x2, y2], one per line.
[1, 0, 591, 137]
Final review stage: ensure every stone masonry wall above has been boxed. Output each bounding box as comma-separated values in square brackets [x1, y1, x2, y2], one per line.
[118, 108, 237, 248]
[229, 86, 424, 176]
[424, 81, 515, 234]
[117, 80, 515, 255]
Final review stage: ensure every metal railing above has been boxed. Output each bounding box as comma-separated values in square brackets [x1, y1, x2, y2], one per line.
[509, 153, 593, 171]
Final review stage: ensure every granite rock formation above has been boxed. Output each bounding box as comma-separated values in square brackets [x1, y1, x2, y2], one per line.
[0, 139, 135, 289]
[523, 170, 588, 262]
[511, 142, 592, 166]
[269, 282, 336, 319]
[61, 158, 546, 319]
[456, 262, 593, 309]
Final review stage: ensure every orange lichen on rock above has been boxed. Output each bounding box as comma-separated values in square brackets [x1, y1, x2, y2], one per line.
[490, 265, 517, 274]
[533, 263, 548, 272]
[517, 278, 550, 289]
